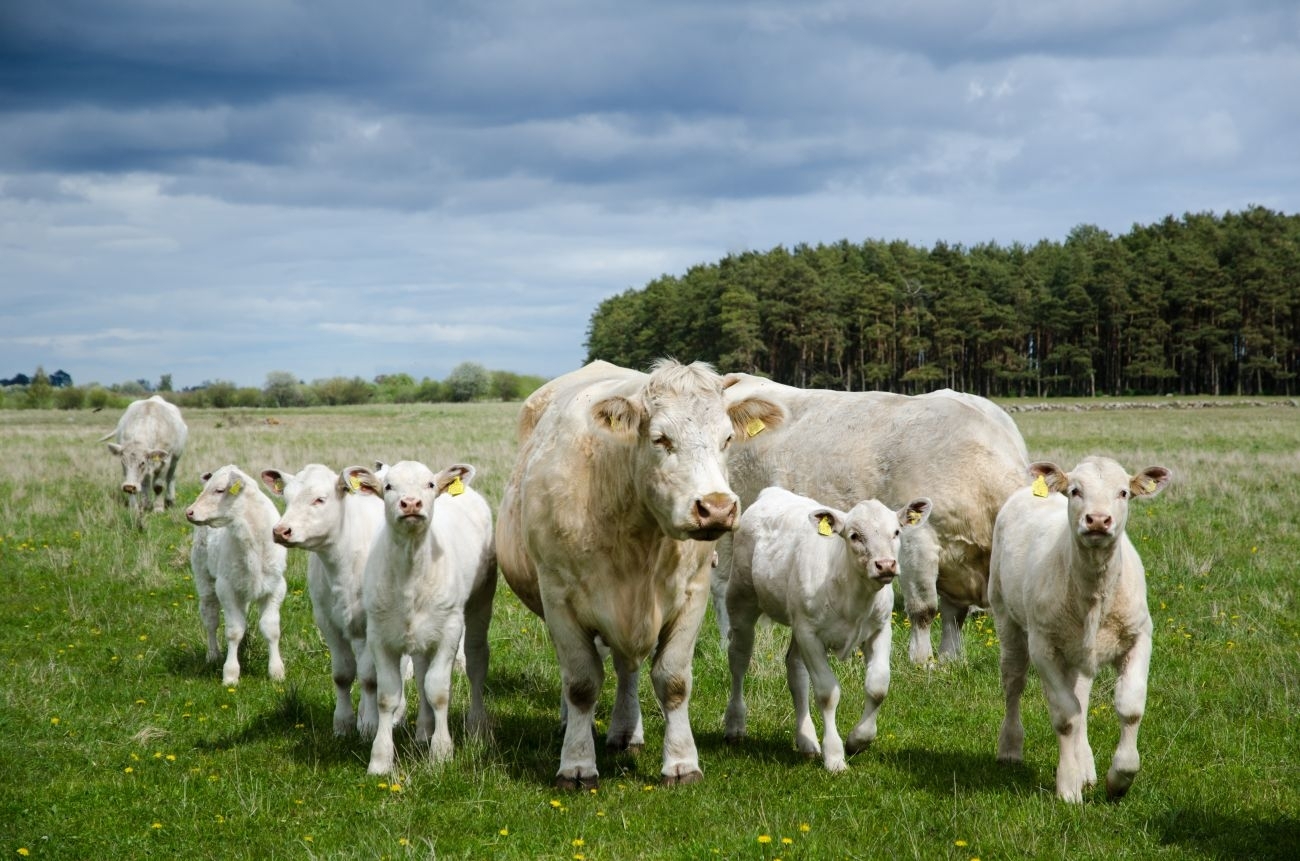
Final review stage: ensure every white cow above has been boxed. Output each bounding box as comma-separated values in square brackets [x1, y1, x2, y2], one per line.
[358, 461, 497, 775]
[102, 395, 188, 517]
[724, 487, 932, 771]
[186, 465, 288, 686]
[261, 464, 386, 737]
[718, 374, 1030, 663]
[989, 457, 1171, 802]
[496, 359, 784, 789]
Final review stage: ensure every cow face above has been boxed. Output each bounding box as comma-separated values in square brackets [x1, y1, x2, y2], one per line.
[107, 441, 169, 499]
[815, 497, 932, 585]
[262, 464, 372, 550]
[185, 465, 248, 527]
[365, 461, 473, 537]
[593, 361, 783, 542]
[1033, 457, 1170, 549]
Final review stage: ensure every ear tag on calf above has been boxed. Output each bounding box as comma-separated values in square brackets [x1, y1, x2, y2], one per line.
[447, 476, 465, 497]
[906, 509, 922, 526]
[347, 475, 361, 494]
[228, 480, 243, 497]
[745, 417, 767, 438]
[1140, 477, 1157, 494]
[608, 415, 622, 431]
[273, 479, 285, 494]
[1032, 475, 1050, 498]
[818, 515, 833, 537]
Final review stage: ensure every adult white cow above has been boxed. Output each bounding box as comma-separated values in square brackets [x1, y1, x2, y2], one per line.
[101, 395, 188, 518]
[186, 465, 288, 686]
[718, 375, 1030, 663]
[725, 487, 932, 771]
[260, 463, 386, 737]
[989, 457, 1170, 802]
[496, 359, 784, 789]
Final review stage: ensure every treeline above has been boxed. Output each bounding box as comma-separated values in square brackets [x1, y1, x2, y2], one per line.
[584, 206, 1300, 397]
[1, 362, 548, 411]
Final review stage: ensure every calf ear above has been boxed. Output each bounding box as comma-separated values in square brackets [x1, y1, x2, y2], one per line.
[728, 396, 785, 441]
[434, 464, 476, 496]
[260, 469, 287, 496]
[592, 395, 643, 438]
[200, 471, 213, 483]
[1130, 466, 1171, 498]
[899, 498, 932, 529]
[1029, 462, 1068, 495]
[340, 466, 383, 497]
[808, 508, 843, 537]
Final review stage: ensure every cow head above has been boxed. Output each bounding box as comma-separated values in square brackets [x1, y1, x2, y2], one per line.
[352, 460, 474, 537]
[811, 497, 932, 585]
[262, 463, 380, 550]
[1031, 457, 1170, 549]
[186, 465, 251, 527]
[592, 360, 784, 541]
[107, 441, 170, 498]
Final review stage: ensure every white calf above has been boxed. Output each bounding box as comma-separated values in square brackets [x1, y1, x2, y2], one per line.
[358, 461, 497, 774]
[186, 465, 288, 686]
[989, 456, 1170, 802]
[724, 486, 931, 771]
[261, 464, 386, 736]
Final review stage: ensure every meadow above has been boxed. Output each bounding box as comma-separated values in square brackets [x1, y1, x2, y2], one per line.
[1, 398, 1297, 859]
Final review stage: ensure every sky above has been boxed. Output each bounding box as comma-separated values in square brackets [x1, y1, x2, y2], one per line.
[2, 1, 1298, 390]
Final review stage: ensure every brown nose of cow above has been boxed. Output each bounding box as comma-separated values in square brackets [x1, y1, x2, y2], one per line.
[1085, 513, 1113, 532]
[185, 507, 196, 521]
[399, 496, 423, 516]
[695, 493, 738, 531]
[874, 558, 898, 577]
[122, 483, 138, 495]
[273, 523, 291, 543]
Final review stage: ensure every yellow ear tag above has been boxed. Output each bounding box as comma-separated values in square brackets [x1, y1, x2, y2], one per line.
[608, 415, 622, 431]
[818, 515, 833, 537]
[273, 479, 285, 494]
[447, 476, 465, 497]
[745, 417, 767, 438]
[1141, 478, 1157, 494]
[1032, 475, 1049, 498]
[348, 475, 361, 493]
[906, 509, 922, 526]
[228, 480, 243, 497]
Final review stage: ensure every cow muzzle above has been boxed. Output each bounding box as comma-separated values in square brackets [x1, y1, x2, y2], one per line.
[689, 492, 738, 539]
[872, 558, 898, 583]
[122, 483, 139, 495]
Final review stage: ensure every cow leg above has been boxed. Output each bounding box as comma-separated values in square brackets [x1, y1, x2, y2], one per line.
[463, 579, 495, 739]
[1074, 673, 1096, 789]
[723, 597, 760, 744]
[420, 621, 463, 764]
[607, 651, 644, 754]
[996, 617, 1029, 762]
[846, 618, 891, 755]
[193, 560, 222, 665]
[898, 527, 940, 664]
[1107, 631, 1151, 800]
[258, 580, 287, 682]
[650, 588, 709, 786]
[355, 636, 380, 739]
[710, 535, 735, 641]
[937, 595, 970, 661]
[549, 610, 603, 790]
[794, 627, 846, 772]
[367, 641, 405, 775]
[216, 581, 245, 686]
[785, 639, 820, 761]
[1036, 650, 1087, 803]
[326, 629, 358, 736]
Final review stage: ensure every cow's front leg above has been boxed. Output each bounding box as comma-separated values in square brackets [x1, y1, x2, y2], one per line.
[258, 581, 287, 682]
[794, 627, 846, 772]
[549, 610, 603, 790]
[937, 595, 969, 661]
[650, 591, 709, 786]
[607, 650, 644, 754]
[420, 622, 463, 764]
[1107, 631, 1151, 800]
[1037, 654, 1087, 803]
[217, 583, 246, 686]
[846, 619, 891, 755]
[367, 641, 405, 775]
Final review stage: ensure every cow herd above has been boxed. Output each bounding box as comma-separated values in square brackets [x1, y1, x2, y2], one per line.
[103, 360, 1171, 803]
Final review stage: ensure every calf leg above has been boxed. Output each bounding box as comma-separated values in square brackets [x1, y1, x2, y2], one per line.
[937, 595, 970, 661]
[193, 562, 222, 665]
[323, 625, 358, 736]
[367, 641, 405, 775]
[1107, 631, 1151, 800]
[785, 640, 820, 761]
[607, 651, 644, 753]
[420, 624, 463, 764]
[258, 582, 286, 682]
[794, 628, 846, 772]
[1037, 654, 1088, 803]
[996, 617, 1028, 762]
[463, 580, 495, 738]
[355, 636, 380, 739]
[216, 582, 246, 687]
[847, 619, 891, 755]
[723, 597, 760, 744]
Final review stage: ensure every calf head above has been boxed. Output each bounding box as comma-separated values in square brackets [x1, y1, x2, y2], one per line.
[1032, 457, 1171, 548]
[262, 463, 378, 549]
[812, 497, 932, 584]
[186, 465, 251, 527]
[592, 360, 784, 541]
[107, 441, 170, 498]
[351, 460, 474, 537]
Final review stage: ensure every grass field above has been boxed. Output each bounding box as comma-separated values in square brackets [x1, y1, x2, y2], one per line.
[1, 399, 1297, 859]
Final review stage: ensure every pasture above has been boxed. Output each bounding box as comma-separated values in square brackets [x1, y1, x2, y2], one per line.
[1, 399, 1297, 859]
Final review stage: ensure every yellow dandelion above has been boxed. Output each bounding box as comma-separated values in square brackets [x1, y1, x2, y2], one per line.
[782, 836, 794, 845]
[550, 799, 562, 808]
[151, 823, 162, 830]
[955, 839, 968, 847]
[165, 754, 176, 762]
[572, 838, 585, 847]
[50, 717, 60, 726]
[799, 823, 811, 833]
[124, 767, 134, 774]
[389, 783, 402, 793]
[499, 828, 509, 836]
[303, 835, 313, 843]
[398, 838, 409, 846]
[19, 849, 31, 856]
[758, 835, 772, 844]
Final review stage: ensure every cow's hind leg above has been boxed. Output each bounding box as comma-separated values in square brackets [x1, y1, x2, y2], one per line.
[607, 651, 644, 754]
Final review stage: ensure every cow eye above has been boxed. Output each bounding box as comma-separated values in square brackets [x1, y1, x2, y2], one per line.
[427, 481, 436, 490]
[893, 529, 901, 539]
[384, 483, 393, 492]
[1119, 488, 1129, 499]
[653, 435, 674, 453]
[722, 433, 734, 451]
[312, 497, 326, 506]
[1069, 486, 1081, 498]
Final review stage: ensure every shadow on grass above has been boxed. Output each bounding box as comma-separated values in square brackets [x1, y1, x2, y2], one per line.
[194, 684, 369, 768]
[1155, 808, 1300, 861]
[875, 744, 1039, 794]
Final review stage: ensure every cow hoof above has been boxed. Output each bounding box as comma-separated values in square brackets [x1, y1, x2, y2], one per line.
[723, 732, 745, 746]
[661, 768, 703, 787]
[845, 738, 873, 756]
[607, 741, 644, 756]
[554, 772, 599, 791]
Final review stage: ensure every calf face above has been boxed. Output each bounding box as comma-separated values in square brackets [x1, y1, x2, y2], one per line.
[186, 466, 249, 527]
[1033, 458, 1170, 548]
[356, 461, 474, 535]
[812, 497, 932, 584]
[262, 464, 375, 550]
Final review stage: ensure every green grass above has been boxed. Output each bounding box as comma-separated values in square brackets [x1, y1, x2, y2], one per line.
[2, 401, 1298, 859]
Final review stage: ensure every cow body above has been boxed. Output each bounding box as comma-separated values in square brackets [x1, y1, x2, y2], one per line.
[718, 375, 1029, 663]
[103, 395, 188, 517]
[725, 487, 931, 771]
[359, 461, 497, 775]
[496, 359, 783, 788]
[262, 464, 387, 736]
[186, 465, 288, 686]
[989, 457, 1170, 802]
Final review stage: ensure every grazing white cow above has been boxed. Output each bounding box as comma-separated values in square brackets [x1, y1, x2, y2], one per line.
[496, 359, 784, 788]
[358, 461, 497, 775]
[989, 457, 1171, 802]
[102, 395, 188, 517]
[718, 374, 1030, 664]
[186, 465, 288, 686]
[261, 464, 386, 737]
[724, 487, 932, 771]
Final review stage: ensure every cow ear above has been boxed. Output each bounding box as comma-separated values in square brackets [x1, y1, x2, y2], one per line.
[434, 464, 475, 496]
[260, 469, 287, 496]
[200, 471, 213, 483]
[808, 508, 843, 536]
[728, 396, 784, 442]
[1029, 462, 1068, 495]
[592, 396, 642, 437]
[148, 449, 168, 463]
[899, 498, 932, 529]
[1130, 466, 1171, 499]
[341, 466, 382, 497]
[721, 373, 745, 389]
[106, 442, 123, 456]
